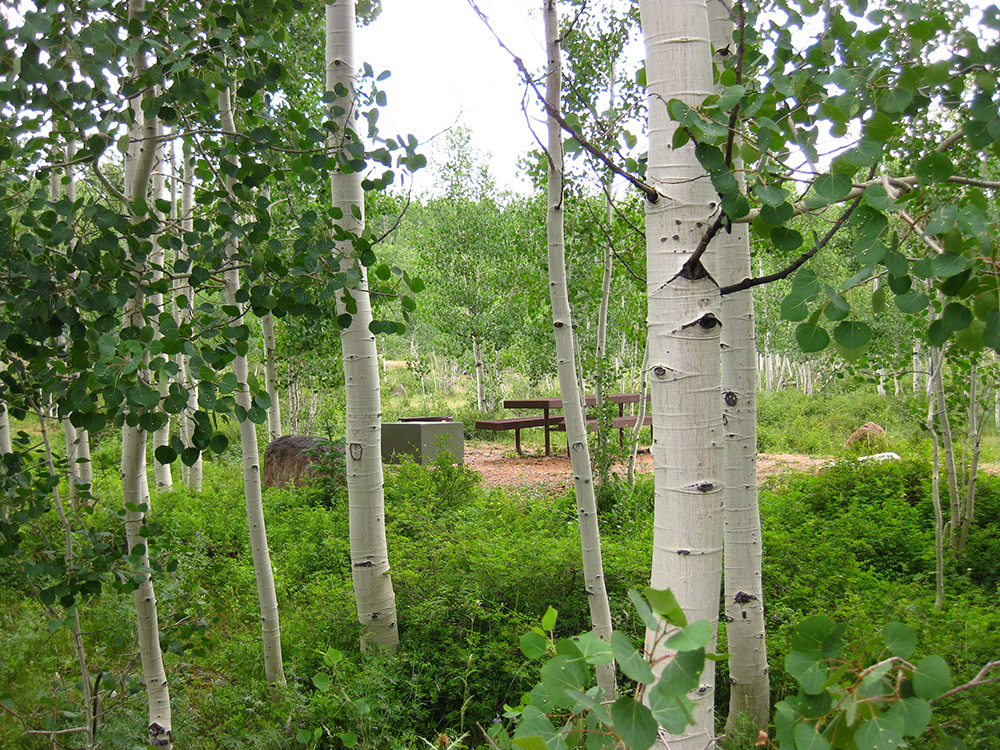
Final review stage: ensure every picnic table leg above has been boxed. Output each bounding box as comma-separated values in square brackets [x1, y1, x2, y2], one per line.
[544, 406, 551, 456]
[515, 428, 524, 457]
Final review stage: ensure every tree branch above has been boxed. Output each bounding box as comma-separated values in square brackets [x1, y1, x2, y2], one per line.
[465, 0, 658, 202]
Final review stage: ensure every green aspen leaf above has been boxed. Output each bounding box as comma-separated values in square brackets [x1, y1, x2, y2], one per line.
[540, 655, 588, 705]
[520, 631, 549, 660]
[880, 87, 914, 114]
[797, 323, 830, 353]
[834, 321, 872, 350]
[655, 648, 705, 697]
[781, 293, 810, 322]
[695, 142, 726, 171]
[714, 84, 746, 111]
[864, 184, 892, 211]
[887, 698, 931, 737]
[648, 691, 695, 734]
[974, 290, 999, 320]
[154, 445, 177, 465]
[760, 201, 795, 227]
[785, 651, 829, 694]
[851, 205, 889, 240]
[612, 631, 655, 685]
[514, 705, 565, 750]
[845, 139, 884, 168]
[210, 433, 229, 454]
[338, 731, 358, 748]
[296, 729, 313, 743]
[792, 267, 822, 298]
[872, 285, 887, 314]
[884, 248, 908, 278]
[569, 632, 614, 665]
[563, 688, 612, 724]
[941, 302, 972, 332]
[754, 183, 790, 207]
[771, 226, 804, 254]
[664, 620, 712, 651]
[852, 236, 886, 265]
[795, 722, 832, 750]
[913, 655, 951, 700]
[915, 152, 954, 184]
[825, 285, 851, 313]
[721, 191, 750, 219]
[323, 647, 343, 666]
[856, 712, 905, 750]
[672, 127, 690, 149]
[541, 606, 558, 631]
[628, 588, 661, 631]
[930, 253, 969, 278]
[312, 672, 331, 692]
[896, 291, 929, 314]
[924, 205, 958, 235]
[610, 697, 658, 750]
[792, 616, 846, 658]
[643, 587, 687, 626]
[812, 173, 852, 203]
[953, 320, 985, 352]
[929, 319, 950, 347]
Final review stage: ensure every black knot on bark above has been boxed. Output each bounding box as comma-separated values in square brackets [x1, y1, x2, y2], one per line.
[349, 443, 363, 461]
[734, 591, 757, 604]
[354, 560, 374, 568]
[653, 366, 667, 378]
[677, 549, 691, 556]
[724, 391, 738, 406]
[698, 313, 721, 330]
[696, 482, 714, 492]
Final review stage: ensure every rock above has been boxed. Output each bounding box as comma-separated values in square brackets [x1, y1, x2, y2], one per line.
[846, 422, 887, 450]
[262, 435, 344, 489]
[391, 385, 407, 397]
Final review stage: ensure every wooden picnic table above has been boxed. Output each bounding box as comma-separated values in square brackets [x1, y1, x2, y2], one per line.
[477, 393, 649, 456]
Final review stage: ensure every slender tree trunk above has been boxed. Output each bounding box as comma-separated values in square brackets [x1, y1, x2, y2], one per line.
[928, 347, 946, 609]
[262, 312, 282, 442]
[177, 140, 202, 492]
[473, 335, 487, 412]
[326, 0, 399, 650]
[931, 347, 961, 551]
[123, 2, 171, 744]
[219, 88, 286, 689]
[708, 1, 769, 731]
[151, 129, 173, 490]
[0, 399, 11, 454]
[544, 0, 616, 697]
[639, 1, 725, 744]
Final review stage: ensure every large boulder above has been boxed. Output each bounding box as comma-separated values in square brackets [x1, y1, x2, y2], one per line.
[846, 422, 887, 450]
[262, 435, 344, 489]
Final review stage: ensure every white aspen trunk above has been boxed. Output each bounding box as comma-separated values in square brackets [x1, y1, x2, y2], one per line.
[473, 335, 487, 412]
[640, 1, 725, 744]
[932, 349, 961, 551]
[151, 130, 173, 490]
[262, 312, 282, 442]
[326, 0, 399, 650]
[177, 140, 202, 491]
[0, 399, 11, 454]
[544, 0, 616, 697]
[877, 367, 887, 397]
[913, 343, 923, 394]
[123, 2, 171, 744]
[928, 348, 946, 609]
[709, 1, 769, 731]
[219, 89, 286, 689]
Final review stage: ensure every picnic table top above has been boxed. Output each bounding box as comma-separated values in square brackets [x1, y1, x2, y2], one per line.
[503, 393, 648, 409]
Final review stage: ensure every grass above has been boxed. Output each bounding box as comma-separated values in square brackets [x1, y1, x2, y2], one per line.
[1, 382, 999, 749]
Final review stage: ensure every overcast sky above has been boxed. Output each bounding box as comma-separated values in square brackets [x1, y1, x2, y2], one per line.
[356, 0, 549, 194]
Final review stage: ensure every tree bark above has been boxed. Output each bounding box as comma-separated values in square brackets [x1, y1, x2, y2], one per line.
[928, 347, 946, 609]
[326, 0, 399, 650]
[544, 0, 616, 698]
[262, 312, 282, 442]
[219, 88, 286, 689]
[639, 0, 725, 744]
[176, 139, 202, 491]
[708, 0, 769, 731]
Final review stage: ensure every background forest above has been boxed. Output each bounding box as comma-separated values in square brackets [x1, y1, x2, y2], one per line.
[2, 0, 1000, 748]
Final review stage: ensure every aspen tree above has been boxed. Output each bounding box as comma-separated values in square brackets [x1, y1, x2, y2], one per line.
[544, 0, 616, 698]
[638, 0, 725, 745]
[326, 0, 399, 649]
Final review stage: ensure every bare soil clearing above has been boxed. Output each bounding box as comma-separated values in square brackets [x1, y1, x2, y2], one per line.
[462, 443, 828, 489]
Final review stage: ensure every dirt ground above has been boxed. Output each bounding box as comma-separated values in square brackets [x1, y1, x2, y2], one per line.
[462, 442, 828, 489]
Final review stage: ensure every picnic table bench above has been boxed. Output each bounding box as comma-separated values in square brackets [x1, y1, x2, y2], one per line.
[475, 393, 650, 456]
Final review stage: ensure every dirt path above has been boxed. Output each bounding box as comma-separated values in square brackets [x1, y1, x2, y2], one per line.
[462, 443, 827, 489]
